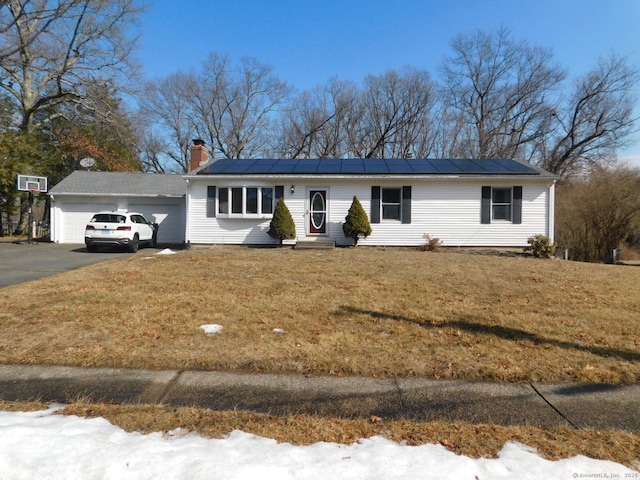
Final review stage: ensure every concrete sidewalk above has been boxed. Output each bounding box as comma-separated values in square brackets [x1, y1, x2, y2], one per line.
[1, 364, 638, 431]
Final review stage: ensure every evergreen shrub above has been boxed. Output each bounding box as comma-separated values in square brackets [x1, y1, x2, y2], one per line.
[268, 197, 296, 245]
[342, 196, 372, 245]
[524, 234, 556, 258]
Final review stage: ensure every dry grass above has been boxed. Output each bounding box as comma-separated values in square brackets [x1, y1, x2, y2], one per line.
[1, 246, 639, 383]
[2, 400, 637, 470]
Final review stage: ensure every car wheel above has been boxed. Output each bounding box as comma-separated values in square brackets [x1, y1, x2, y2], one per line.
[128, 234, 139, 253]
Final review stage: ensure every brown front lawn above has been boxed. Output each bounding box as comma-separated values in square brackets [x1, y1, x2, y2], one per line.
[1, 246, 638, 384]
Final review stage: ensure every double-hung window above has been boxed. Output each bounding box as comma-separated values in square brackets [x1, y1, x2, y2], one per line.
[381, 188, 402, 220]
[218, 186, 274, 217]
[492, 188, 512, 221]
[371, 186, 411, 224]
[481, 186, 522, 224]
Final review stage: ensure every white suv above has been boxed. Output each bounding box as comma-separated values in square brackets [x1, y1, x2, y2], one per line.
[85, 211, 158, 253]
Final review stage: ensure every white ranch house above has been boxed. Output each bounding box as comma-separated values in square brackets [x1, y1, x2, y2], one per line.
[185, 159, 556, 248]
[49, 143, 556, 248]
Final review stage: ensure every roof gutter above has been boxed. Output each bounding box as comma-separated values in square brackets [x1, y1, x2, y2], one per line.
[183, 173, 556, 182]
[46, 193, 186, 198]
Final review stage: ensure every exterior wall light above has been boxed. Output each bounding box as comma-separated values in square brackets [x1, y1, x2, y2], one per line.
[291, 185, 295, 194]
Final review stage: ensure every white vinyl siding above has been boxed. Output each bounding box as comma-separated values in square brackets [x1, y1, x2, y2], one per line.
[186, 179, 552, 247]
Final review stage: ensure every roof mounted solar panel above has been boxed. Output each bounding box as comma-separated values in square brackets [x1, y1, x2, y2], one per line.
[316, 159, 343, 173]
[340, 159, 365, 173]
[384, 158, 414, 173]
[405, 159, 437, 173]
[362, 158, 389, 174]
[456, 159, 489, 173]
[434, 159, 465, 173]
[201, 158, 234, 174]
[270, 159, 299, 173]
[492, 158, 539, 174]
[196, 157, 544, 176]
[293, 159, 320, 173]
[477, 159, 510, 174]
[244, 159, 273, 174]
[223, 159, 259, 174]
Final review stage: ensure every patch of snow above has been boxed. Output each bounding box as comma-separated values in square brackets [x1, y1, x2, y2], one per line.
[157, 248, 177, 255]
[0, 405, 635, 479]
[273, 328, 286, 334]
[199, 324, 223, 335]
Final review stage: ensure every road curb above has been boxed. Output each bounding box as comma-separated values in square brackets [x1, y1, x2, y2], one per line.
[1, 365, 638, 431]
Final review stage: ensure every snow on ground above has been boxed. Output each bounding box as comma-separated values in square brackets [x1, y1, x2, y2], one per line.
[199, 324, 223, 335]
[0, 405, 635, 480]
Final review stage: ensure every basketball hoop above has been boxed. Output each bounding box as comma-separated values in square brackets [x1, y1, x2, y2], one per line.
[17, 174, 48, 193]
[15, 173, 48, 245]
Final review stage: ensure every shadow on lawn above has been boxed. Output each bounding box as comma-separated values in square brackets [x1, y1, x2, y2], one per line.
[338, 306, 640, 363]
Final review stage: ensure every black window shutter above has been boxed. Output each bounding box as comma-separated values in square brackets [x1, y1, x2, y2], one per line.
[402, 186, 412, 224]
[513, 186, 522, 224]
[275, 185, 284, 200]
[371, 186, 381, 224]
[206, 186, 216, 218]
[481, 186, 491, 224]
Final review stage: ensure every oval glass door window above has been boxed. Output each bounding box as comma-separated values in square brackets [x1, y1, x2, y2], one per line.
[309, 190, 327, 233]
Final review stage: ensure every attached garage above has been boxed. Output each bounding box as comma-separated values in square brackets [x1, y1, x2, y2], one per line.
[55, 201, 117, 243]
[49, 171, 186, 246]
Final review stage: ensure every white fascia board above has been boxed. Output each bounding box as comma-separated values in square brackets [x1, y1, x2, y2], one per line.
[184, 174, 555, 183]
[48, 193, 185, 198]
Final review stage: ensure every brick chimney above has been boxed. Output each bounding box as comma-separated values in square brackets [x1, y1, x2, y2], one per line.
[189, 139, 209, 171]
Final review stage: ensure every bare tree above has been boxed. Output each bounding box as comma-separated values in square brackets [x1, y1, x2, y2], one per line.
[277, 78, 359, 158]
[0, 0, 146, 132]
[349, 67, 434, 158]
[540, 54, 639, 176]
[190, 53, 291, 159]
[140, 71, 198, 173]
[440, 27, 565, 161]
[556, 166, 640, 262]
[0, 0, 74, 62]
[138, 132, 169, 173]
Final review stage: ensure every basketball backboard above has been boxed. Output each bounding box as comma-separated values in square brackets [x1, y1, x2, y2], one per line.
[17, 174, 48, 193]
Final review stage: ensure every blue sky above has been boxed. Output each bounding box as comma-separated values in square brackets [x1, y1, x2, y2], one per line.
[137, 0, 640, 163]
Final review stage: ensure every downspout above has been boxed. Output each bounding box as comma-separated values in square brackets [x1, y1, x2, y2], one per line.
[49, 194, 57, 243]
[184, 179, 190, 246]
[548, 180, 556, 243]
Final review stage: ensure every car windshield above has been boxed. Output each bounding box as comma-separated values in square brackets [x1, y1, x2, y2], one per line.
[90, 214, 126, 224]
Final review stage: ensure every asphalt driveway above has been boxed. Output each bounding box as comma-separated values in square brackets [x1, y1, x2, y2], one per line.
[0, 242, 135, 288]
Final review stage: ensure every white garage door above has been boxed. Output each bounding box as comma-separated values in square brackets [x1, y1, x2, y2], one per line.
[60, 202, 117, 244]
[128, 203, 185, 244]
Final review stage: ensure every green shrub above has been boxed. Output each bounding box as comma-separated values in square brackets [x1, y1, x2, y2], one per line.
[342, 196, 372, 245]
[524, 234, 556, 258]
[268, 197, 296, 245]
[418, 233, 443, 252]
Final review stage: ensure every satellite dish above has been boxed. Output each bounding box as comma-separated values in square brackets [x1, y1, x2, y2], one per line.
[79, 157, 96, 169]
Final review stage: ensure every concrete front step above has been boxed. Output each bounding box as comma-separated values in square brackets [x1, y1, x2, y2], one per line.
[294, 241, 336, 250]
